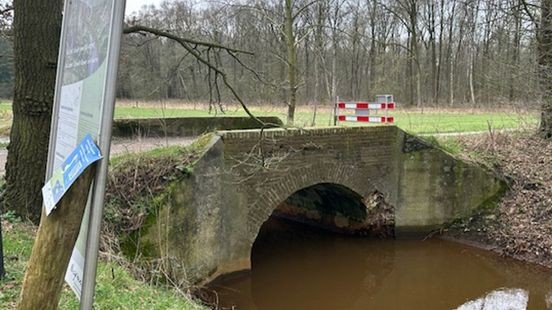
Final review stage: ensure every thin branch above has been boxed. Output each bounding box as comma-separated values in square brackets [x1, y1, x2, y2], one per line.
[123, 25, 254, 56]
[519, 0, 537, 26]
[292, 0, 319, 21]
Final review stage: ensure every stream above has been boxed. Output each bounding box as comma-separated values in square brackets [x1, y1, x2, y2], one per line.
[208, 217, 552, 310]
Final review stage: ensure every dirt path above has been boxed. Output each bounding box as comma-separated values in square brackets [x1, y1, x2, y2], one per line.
[418, 128, 522, 137]
[0, 136, 196, 175]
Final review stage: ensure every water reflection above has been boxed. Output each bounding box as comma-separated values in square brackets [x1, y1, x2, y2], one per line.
[208, 217, 552, 310]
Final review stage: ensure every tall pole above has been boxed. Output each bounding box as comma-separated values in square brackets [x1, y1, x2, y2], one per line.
[0, 216, 5, 279]
[79, 0, 126, 309]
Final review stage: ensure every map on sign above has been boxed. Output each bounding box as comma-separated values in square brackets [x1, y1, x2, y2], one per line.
[49, 0, 116, 298]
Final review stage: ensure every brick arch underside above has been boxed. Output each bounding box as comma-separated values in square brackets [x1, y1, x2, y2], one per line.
[242, 161, 390, 245]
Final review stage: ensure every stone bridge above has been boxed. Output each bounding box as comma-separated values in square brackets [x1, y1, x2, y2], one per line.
[138, 126, 504, 284]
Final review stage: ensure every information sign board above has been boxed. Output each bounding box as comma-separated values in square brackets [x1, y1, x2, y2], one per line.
[47, 0, 125, 304]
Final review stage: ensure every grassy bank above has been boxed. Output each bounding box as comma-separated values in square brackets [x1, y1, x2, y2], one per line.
[0, 215, 205, 310]
[0, 100, 539, 136]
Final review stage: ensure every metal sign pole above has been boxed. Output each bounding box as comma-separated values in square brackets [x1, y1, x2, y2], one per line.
[0, 219, 4, 279]
[79, 0, 126, 309]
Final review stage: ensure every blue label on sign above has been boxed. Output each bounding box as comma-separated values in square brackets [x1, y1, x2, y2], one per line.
[42, 134, 102, 215]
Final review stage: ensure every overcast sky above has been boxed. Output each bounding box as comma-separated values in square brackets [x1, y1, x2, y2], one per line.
[0, 0, 172, 18]
[125, 0, 165, 16]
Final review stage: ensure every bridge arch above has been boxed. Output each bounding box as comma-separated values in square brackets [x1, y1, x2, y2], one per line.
[242, 161, 390, 248]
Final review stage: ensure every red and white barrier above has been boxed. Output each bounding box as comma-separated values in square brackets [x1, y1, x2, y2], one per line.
[336, 95, 396, 124]
[338, 115, 395, 123]
[338, 102, 395, 110]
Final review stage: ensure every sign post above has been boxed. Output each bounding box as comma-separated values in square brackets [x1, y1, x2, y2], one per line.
[0, 218, 4, 279]
[44, 0, 125, 308]
[80, 1, 126, 307]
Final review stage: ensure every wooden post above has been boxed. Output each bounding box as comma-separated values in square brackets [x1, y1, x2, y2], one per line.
[17, 166, 96, 310]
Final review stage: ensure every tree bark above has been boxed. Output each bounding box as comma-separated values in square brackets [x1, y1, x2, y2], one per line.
[3, 0, 62, 224]
[428, 0, 438, 104]
[311, 2, 324, 127]
[18, 167, 95, 310]
[368, 0, 377, 97]
[509, 0, 522, 103]
[330, 2, 339, 123]
[540, 0, 552, 138]
[284, 0, 298, 125]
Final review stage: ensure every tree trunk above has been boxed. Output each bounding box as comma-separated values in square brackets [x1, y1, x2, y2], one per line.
[305, 34, 311, 102]
[436, 0, 445, 104]
[539, 0, 552, 138]
[284, 0, 297, 125]
[428, 0, 438, 104]
[468, 50, 476, 105]
[18, 167, 95, 309]
[447, 0, 457, 107]
[509, 1, 521, 103]
[329, 1, 340, 125]
[312, 3, 323, 127]
[312, 48, 319, 127]
[468, 0, 480, 106]
[368, 0, 377, 97]
[3, 0, 62, 224]
[449, 52, 454, 106]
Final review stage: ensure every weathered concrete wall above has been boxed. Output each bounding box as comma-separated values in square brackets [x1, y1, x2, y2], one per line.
[396, 133, 506, 233]
[138, 126, 505, 284]
[112, 116, 283, 138]
[139, 135, 232, 282]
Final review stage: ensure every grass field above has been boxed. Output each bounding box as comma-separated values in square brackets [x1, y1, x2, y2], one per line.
[0, 216, 204, 309]
[114, 102, 540, 134]
[0, 100, 540, 135]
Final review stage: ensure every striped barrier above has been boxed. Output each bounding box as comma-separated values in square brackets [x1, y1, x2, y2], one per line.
[338, 115, 394, 123]
[337, 102, 396, 110]
[336, 95, 395, 124]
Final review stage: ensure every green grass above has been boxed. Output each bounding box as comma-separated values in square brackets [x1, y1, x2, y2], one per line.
[422, 136, 463, 155]
[391, 111, 536, 134]
[114, 104, 538, 134]
[0, 102, 11, 112]
[0, 216, 34, 308]
[0, 218, 204, 310]
[0, 99, 540, 136]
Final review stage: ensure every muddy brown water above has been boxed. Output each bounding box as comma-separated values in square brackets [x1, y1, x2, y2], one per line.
[208, 217, 552, 310]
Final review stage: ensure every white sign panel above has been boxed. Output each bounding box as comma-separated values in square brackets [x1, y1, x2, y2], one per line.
[48, 0, 124, 299]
